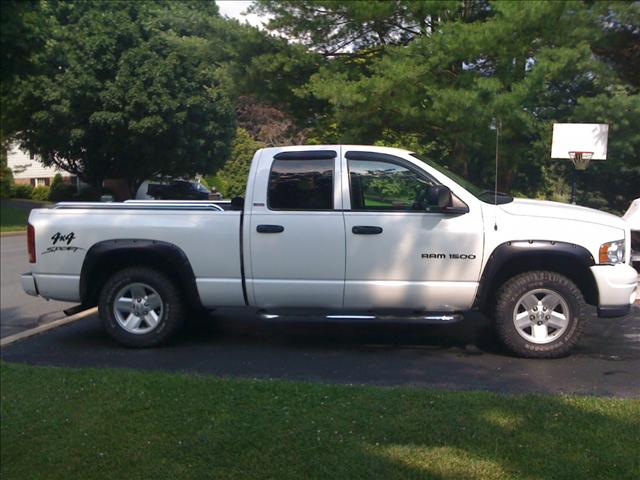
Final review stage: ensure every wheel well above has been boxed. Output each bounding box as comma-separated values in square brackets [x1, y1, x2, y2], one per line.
[81, 243, 201, 309]
[480, 253, 598, 312]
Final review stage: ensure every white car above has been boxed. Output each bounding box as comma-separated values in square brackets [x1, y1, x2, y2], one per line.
[623, 198, 640, 270]
[22, 146, 638, 357]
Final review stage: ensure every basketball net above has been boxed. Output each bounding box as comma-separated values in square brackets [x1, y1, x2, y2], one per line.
[569, 151, 593, 171]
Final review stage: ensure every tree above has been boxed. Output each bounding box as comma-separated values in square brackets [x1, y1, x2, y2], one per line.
[0, 145, 15, 199]
[589, 1, 640, 89]
[6, 1, 235, 194]
[207, 16, 328, 126]
[0, 0, 49, 141]
[236, 96, 309, 146]
[257, 1, 639, 211]
[211, 128, 264, 198]
[251, 1, 488, 57]
[48, 172, 76, 202]
[209, 98, 310, 198]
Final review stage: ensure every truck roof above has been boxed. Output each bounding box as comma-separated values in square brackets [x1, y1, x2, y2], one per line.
[260, 145, 414, 157]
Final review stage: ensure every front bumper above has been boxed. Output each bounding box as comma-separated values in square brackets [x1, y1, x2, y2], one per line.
[21, 273, 38, 297]
[590, 264, 638, 318]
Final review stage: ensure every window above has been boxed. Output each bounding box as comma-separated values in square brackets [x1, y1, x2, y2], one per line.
[268, 159, 334, 210]
[348, 159, 436, 211]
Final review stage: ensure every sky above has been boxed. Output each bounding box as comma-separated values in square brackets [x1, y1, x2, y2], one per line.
[215, 1, 267, 29]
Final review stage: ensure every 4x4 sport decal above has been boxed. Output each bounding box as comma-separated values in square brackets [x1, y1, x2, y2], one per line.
[41, 231, 85, 255]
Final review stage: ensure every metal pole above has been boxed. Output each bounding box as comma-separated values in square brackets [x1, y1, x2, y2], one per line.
[571, 168, 577, 204]
[494, 121, 499, 206]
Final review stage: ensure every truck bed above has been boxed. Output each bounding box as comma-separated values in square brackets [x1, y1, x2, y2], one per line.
[28, 202, 245, 308]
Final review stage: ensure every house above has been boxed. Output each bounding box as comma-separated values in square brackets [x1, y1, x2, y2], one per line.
[6, 142, 78, 187]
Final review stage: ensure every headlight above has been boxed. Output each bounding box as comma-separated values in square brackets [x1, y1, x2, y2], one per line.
[599, 240, 625, 264]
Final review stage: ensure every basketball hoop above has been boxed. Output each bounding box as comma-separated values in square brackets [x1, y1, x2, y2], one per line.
[569, 151, 593, 171]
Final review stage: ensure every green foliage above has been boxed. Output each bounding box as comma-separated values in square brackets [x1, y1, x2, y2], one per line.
[6, 1, 235, 192]
[210, 18, 327, 123]
[0, 166, 14, 199]
[214, 128, 265, 198]
[571, 92, 640, 213]
[0, 0, 48, 140]
[0, 147, 14, 198]
[48, 174, 76, 202]
[49, 173, 62, 189]
[30, 185, 49, 201]
[13, 184, 34, 199]
[251, 1, 476, 56]
[74, 186, 105, 202]
[3, 1, 638, 211]
[2, 363, 640, 480]
[203, 174, 225, 195]
[258, 1, 640, 212]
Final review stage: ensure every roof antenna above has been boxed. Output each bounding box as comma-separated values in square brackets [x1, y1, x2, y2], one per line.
[490, 117, 501, 231]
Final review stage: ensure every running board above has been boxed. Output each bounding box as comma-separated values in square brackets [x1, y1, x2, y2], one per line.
[63, 304, 89, 317]
[258, 312, 463, 324]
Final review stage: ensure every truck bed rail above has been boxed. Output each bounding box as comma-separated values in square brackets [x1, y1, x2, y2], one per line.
[52, 201, 225, 212]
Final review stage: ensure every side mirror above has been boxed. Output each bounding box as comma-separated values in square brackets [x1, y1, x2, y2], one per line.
[426, 185, 452, 209]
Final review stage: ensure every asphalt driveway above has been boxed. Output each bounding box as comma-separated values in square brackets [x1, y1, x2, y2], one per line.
[4, 229, 639, 397]
[2, 306, 639, 397]
[1, 233, 73, 338]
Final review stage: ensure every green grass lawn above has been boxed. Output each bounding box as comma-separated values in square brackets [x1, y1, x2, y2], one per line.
[1, 363, 639, 480]
[0, 205, 30, 232]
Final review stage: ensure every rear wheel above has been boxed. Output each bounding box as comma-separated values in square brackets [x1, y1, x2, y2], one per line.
[99, 267, 185, 347]
[494, 271, 587, 358]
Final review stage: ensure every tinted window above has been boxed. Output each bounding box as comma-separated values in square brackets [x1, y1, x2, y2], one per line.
[268, 159, 334, 210]
[348, 159, 435, 211]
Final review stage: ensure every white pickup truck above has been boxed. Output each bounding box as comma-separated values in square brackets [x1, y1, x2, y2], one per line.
[22, 146, 638, 357]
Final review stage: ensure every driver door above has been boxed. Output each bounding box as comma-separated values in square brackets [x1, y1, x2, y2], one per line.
[342, 151, 484, 311]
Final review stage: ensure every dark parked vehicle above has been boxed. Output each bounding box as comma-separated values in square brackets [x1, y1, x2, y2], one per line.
[148, 181, 210, 200]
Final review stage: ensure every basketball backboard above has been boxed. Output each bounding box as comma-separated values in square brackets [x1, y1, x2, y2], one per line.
[550, 123, 608, 160]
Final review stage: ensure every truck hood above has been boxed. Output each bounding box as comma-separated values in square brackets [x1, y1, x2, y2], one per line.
[500, 198, 627, 230]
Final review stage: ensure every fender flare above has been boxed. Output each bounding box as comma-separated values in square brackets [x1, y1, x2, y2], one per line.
[473, 240, 596, 309]
[79, 239, 201, 308]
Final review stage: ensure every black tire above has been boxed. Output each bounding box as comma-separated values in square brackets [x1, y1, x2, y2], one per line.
[98, 267, 185, 347]
[494, 271, 587, 358]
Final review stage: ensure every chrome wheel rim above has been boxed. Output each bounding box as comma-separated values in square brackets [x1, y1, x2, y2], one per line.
[512, 288, 570, 344]
[113, 283, 163, 335]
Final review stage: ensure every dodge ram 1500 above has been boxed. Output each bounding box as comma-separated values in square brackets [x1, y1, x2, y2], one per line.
[22, 145, 638, 357]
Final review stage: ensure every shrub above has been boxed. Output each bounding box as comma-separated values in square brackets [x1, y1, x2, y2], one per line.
[73, 185, 103, 201]
[0, 165, 15, 199]
[13, 184, 34, 199]
[49, 175, 77, 202]
[31, 186, 50, 202]
[49, 183, 76, 202]
[214, 128, 265, 198]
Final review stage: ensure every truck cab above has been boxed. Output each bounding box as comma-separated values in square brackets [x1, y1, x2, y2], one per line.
[245, 146, 484, 312]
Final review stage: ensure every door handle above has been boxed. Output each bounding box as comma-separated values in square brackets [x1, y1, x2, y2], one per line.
[257, 224, 285, 233]
[352, 226, 383, 235]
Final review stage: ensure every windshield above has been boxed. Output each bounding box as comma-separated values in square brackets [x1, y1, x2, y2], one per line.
[410, 153, 513, 205]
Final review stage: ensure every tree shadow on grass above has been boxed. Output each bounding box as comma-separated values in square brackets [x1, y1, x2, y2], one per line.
[137, 371, 640, 480]
[5, 361, 636, 480]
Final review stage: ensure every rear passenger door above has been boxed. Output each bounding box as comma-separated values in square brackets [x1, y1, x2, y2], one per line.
[247, 149, 346, 309]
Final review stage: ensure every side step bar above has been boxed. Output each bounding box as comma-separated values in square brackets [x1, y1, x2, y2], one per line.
[63, 304, 90, 317]
[258, 312, 463, 324]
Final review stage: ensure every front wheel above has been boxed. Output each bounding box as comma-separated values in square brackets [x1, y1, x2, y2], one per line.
[99, 267, 185, 347]
[494, 271, 587, 358]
